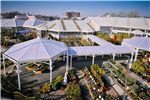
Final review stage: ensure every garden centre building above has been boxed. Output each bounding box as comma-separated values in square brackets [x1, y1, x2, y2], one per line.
[1, 16, 150, 40]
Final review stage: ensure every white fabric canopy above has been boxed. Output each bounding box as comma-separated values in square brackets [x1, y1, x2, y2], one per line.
[87, 35, 114, 46]
[68, 45, 135, 56]
[122, 37, 150, 51]
[3, 37, 68, 63]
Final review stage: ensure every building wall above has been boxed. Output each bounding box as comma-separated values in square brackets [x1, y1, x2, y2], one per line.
[63, 12, 80, 18]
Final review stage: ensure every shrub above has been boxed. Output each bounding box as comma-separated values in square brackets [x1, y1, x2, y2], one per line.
[51, 75, 64, 90]
[5, 62, 10, 66]
[1, 63, 3, 68]
[3, 41, 10, 46]
[93, 64, 99, 71]
[38, 83, 51, 94]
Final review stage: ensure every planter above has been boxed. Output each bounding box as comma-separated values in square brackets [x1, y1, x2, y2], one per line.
[33, 67, 45, 74]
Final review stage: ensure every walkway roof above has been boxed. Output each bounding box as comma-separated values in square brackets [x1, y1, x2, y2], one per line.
[68, 45, 135, 56]
[87, 35, 114, 46]
[68, 35, 135, 56]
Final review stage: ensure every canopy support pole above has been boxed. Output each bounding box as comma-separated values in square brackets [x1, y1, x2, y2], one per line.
[102, 55, 104, 58]
[131, 52, 133, 61]
[3, 55, 6, 77]
[49, 59, 52, 83]
[92, 54, 95, 65]
[63, 52, 65, 61]
[85, 55, 87, 60]
[113, 54, 115, 61]
[70, 55, 72, 69]
[134, 48, 139, 62]
[17, 62, 21, 91]
[66, 51, 68, 71]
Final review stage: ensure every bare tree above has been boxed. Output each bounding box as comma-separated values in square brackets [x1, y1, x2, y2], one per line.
[118, 11, 126, 17]
[103, 12, 109, 17]
[127, 10, 139, 18]
[110, 12, 117, 17]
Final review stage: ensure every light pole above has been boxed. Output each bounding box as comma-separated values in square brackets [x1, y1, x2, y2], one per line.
[123, 55, 132, 100]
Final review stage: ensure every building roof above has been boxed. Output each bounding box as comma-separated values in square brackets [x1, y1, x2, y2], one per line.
[23, 18, 45, 28]
[88, 17, 150, 30]
[1, 18, 26, 27]
[34, 20, 96, 32]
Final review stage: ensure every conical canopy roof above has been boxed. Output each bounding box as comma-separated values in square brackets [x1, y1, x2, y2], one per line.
[123, 37, 150, 51]
[4, 37, 67, 62]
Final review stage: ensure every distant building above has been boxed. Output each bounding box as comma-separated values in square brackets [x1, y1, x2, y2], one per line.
[63, 11, 80, 18]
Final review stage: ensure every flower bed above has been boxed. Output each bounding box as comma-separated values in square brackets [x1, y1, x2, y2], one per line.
[26, 63, 47, 74]
[83, 64, 118, 100]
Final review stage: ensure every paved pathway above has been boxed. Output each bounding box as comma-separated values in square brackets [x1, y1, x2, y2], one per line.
[104, 73, 131, 100]
[76, 70, 92, 100]
[117, 60, 150, 89]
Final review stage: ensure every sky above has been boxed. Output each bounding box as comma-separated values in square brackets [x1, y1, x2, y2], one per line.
[1, 1, 150, 17]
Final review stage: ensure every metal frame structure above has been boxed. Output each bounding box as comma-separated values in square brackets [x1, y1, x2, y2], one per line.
[2, 37, 68, 91]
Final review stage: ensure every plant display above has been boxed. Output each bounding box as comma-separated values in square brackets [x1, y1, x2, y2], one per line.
[38, 83, 51, 94]
[27, 63, 35, 68]
[33, 64, 45, 71]
[96, 32, 110, 41]
[51, 75, 64, 90]
[132, 60, 147, 74]
[3, 41, 10, 46]
[81, 39, 90, 46]
[108, 59, 116, 64]
[66, 83, 82, 99]
[116, 65, 123, 71]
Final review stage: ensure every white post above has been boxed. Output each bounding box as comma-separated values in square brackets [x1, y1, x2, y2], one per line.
[3, 55, 6, 77]
[66, 51, 68, 71]
[92, 54, 95, 65]
[102, 55, 104, 58]
[113, 54, 115, 60]
[131, 52, 133, 60]
[85, 55, 87, 60]
[63, 52, 65, 61]
[134, 49, 139, 62]
[120, 54, 122, 57]
[70, 55, 72, 69]
[49, 59, 52, 83]
[17, 62, 21, 91]
[15, 27, 17, 32]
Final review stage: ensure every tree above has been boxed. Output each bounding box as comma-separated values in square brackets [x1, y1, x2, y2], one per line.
[48, 16, 53, 20]
[118, 11, 126, 17]
[127, 10, 139, 18]
[6, 11, 22, 18]
[110, 12, 117, 17]
[103, 12, 109, 17]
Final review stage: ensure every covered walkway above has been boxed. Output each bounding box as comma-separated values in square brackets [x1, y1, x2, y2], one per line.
[68, 42, 135, 68]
